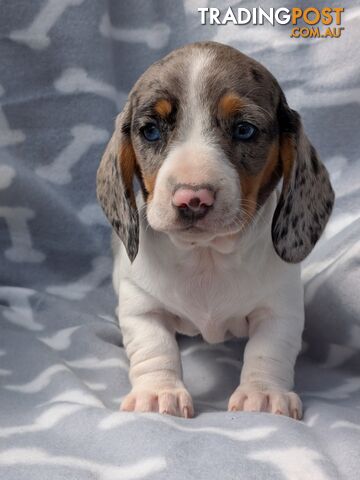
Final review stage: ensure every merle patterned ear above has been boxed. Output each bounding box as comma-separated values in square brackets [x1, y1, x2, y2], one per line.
[272, 95, 335, 263]
[96, 104, 139, 262]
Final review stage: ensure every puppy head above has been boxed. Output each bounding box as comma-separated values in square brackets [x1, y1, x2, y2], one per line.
[97, 41, 334, 263]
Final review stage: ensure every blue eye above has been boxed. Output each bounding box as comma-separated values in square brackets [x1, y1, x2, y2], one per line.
[142, 124, 161, 142]
[233, 122, 257, 141]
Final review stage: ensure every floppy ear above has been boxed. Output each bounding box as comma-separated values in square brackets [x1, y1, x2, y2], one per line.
[272, 93, 335, 263]
[96, 103, 139, 262]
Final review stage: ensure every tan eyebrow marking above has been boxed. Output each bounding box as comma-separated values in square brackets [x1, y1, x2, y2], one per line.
[154, 98, 172, 118]
[218, 93, 245, 117]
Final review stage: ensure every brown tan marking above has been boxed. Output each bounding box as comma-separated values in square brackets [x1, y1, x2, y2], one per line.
[240, 141, 280, 219]
[119, 141, 137, 208]
[279, 134, 295, 186]
[154, 98, 172, 118]
[260, 142, 280, 188]
[218, 93, 245, 118]
[142, 173, 157, 201]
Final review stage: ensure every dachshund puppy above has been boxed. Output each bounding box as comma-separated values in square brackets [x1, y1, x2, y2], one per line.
[97, 42, 334, 419]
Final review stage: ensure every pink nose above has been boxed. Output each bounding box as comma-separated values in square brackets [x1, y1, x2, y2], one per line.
[172, 188, 215, 209]
[172, 187, 215, 221]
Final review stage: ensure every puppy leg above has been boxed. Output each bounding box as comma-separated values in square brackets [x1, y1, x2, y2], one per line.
[228, 307, 304, 420]
[119, 280, 193, 418]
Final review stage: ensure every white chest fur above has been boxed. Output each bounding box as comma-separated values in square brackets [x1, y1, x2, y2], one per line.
[154, 247, 263, 343]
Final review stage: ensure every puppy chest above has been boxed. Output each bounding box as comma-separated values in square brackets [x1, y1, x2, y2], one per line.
[165, 263, 259, 343]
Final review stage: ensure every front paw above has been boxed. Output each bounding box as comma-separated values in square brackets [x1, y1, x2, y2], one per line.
[120, 386, 194, 418]
[228, 385, 302, 420]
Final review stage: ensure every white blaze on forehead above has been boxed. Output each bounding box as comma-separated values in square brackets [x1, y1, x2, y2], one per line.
[185, 49, 215, 144]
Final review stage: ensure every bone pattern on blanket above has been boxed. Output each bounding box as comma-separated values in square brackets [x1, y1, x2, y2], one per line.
[36, 124, 108, 184]
[0, 1, 359, 479]
[0, 207, 45, 263]
[54, 68, 127, 109]
[0, 85, 25, 147]
[10, 0, 85, 50]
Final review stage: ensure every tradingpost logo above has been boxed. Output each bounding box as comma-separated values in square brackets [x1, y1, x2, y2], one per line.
[198, 7, 345, 39]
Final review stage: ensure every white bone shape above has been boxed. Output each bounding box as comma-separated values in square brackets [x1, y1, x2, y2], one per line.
[0, 287, 43, 331]
[0, 207, 45, 263]
[100, 14, 170, 50]
[0, 85, 25, 147]
[4, 364, 68, 393]
[10, 0, 84, 50]
[303, 376, 360, 400]
[55, 68, 126, 109]
[47, 256, 112, 300]
[0, 448, 166, 480]
[0, 165, 16, 190]
[0, 404, 83, 439]
[250, 447, 329, 480]
[36, 124, 108, 184]
[78, 203, 107, 226]
[286, 86, 360, 110]
[39, 326, 80, 350]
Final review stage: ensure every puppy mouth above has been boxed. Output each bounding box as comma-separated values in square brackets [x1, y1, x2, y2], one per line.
[168, 216, 245, 237]
[146, 201, 247, 237]
[161, 223, 205, 234]
[181, 225, 206, 233]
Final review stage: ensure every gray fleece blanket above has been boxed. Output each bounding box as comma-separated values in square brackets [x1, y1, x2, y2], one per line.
[0, 1, 359, 479]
